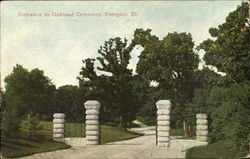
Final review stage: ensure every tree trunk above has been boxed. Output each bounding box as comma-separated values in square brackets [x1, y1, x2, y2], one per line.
[183, 120, 189, 137]
[119, 116, 127, 129]
[183, 120, 192, 137]
[188, 124, 192, 136]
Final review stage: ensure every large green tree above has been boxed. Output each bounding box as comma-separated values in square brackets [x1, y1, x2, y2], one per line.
[4, 64, 56, 119]
[134, 29, 199, 133]
[134, 29, 199, 105]
[78, 37, 140, 128]
[199, 3, 250, 82]
[190, 2, 250, 153]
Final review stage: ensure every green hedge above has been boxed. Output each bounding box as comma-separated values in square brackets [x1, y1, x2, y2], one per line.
[191, 81, 250, 153]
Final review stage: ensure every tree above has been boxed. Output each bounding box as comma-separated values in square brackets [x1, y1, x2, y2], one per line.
[191, 81, 250, 153]
[55, 85, 84, 122]
[78, 37, 140, 128]
[198, 3, 250, 82]
[4, 64, 56, 119]
[134, 29, 199, 135]
[189, 2, 250, 153]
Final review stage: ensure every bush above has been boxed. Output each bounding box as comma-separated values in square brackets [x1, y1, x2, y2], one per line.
[191, 81, 250, 153]
[137, 116, 156, 126]
[1, 111, 20, 140]
[20, 113, 43, 138]
[209, 82, 250, 153]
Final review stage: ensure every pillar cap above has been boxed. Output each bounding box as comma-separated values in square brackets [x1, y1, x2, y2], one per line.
[53, 113, 65, 118]
[156, 100, 171, 106]
[196, 114, 207, 119]
[84, 100, 100, 109]
[156, 100, 171, 109]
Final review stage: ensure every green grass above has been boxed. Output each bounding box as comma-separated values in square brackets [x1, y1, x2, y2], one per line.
[1, 121, 70, 158]
[176, 136, 196, 140]
[100, 125, 141, 144]
[170, 128, 184, 136]
[1, 138, 70, 158]
[1, 121, 141, 158]
[64, 122, 142, 144]
[186, 140, 247, 159]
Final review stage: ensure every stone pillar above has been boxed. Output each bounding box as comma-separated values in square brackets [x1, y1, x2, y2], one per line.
[84, 100, 100, 145]
[156, 100, 171, 147]
[196, 113, 208, 145]
[53, 113, 65, 142]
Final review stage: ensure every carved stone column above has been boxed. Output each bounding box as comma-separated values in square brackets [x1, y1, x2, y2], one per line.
[53, 113, 65, 142]
[156, 100, 171, 147]
[196, 113, 208, 145]
[84, 100, 100, 145]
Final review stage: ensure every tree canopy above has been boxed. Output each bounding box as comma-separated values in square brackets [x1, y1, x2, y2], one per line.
[198, 3, 250, 82]
[4, 64, 56, 119]
[78, 37, 140, 128]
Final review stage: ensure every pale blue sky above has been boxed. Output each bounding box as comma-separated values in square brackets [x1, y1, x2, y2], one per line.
[1, 1, 241, 88]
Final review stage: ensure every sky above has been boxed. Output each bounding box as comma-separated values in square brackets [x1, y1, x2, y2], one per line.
[1, 1, 242, 88]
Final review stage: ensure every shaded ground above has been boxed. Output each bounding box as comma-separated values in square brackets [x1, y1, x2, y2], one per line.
[19, 126, 198, 159]
[1, 122, 140, 158]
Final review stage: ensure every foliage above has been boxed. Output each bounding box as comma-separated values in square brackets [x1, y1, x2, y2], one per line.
[134, 29, 199, 105]
[133, 29, 200, 132]
[4, 64, 56, 120]
[190, 3, 250, 153]
[20, 113, 43, 138]
[0, 110, 20, 139]
[186, 140, 247, 159]
[191, 81, 250, 153]
[210, 82, 250, 153]
[55, 85, 84, 122]
[1, 121, 70, 158]
[78, 37, 141, 128]
[198, 3, 250, 82]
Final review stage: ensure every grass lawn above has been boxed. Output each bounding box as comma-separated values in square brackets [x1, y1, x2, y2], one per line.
[170, 128, 184, 136]
[64, 122, 142, 144]
[176, 136, 196, 140]
[1, 121, 141, 158]
[1, 138, 70, 158]
[186, 140, 247, 159]
[101, 125, 141, 144]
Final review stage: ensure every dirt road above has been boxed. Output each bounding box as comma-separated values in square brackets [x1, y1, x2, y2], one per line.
[20, 126, 198, 159]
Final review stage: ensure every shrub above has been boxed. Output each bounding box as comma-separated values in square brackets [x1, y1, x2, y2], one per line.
[209, 82, 250, 153]
[191, 81, 250, 153]
[0, 111, 20, 140]
[20, 113, 43, 138]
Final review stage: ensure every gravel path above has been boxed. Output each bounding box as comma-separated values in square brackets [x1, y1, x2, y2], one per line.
[19, 127, 198, 159]
[20, 136, 197, 159]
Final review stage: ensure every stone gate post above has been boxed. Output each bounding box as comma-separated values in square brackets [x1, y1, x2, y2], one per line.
[196, 113, 208, 145]
[156, 100, 171, 147]
[53, 113, 65, 142]
[84, 100, 100, 145]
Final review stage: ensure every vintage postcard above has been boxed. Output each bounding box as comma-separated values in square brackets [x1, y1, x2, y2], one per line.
[1, 0, 249, 158]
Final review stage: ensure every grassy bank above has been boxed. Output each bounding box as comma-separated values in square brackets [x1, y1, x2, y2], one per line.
[1, 121, 141, 158]
[1, 138, 70, 158]
[64, 122, 142, 144]
[186, 140, 247, 159]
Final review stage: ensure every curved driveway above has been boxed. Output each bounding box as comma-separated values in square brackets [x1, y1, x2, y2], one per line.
[20, 127, 198, 159]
